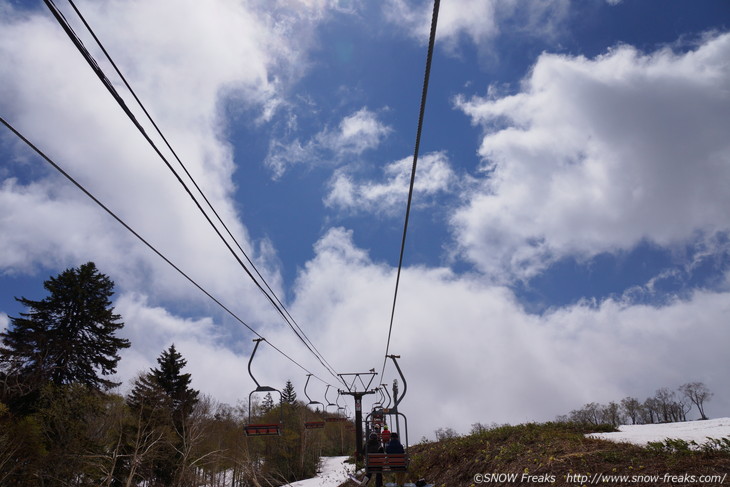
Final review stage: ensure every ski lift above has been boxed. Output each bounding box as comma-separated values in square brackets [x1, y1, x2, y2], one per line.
[336, 392, 348, 416]
[323, 385, 347, 422]
[365, 355, 410, 474]
[328, 391, 351, 423]
[372, 386, 386, 412]
[244, 338, 282, 437]
[303, 373, 326, 430]
[324, 385, 338, 414]
[380, 383, 392, 409]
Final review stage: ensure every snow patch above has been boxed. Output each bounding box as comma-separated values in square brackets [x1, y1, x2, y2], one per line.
[588, 418, 730, 446]
[285, 456, 355, 487]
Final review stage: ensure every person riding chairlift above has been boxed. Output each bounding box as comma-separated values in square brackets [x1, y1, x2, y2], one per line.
[380, 424, 391, 444]
[384, 431, 404, 454]
[384, 431, 405, 486]
[351, 433, 383, 487]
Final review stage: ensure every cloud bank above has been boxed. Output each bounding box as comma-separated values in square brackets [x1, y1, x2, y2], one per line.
[274, 228, 730, 439]
[0, 0, 338, 320]
[2, 1, 728, 443]
[453, 33, 730, 280]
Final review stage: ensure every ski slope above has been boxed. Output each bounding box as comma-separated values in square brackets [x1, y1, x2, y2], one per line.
[284, 456, 354, 487]
[588, 417, 730, 446]
[283, 456, 429, 487]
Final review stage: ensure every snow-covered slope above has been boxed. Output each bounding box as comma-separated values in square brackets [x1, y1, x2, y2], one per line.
[588, 418, 730, 446]
[284, 456, 354, 487]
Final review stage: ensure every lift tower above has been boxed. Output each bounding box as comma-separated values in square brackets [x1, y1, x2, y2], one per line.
[338, 370, 377, 460]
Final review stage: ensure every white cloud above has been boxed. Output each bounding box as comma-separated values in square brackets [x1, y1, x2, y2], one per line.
[453, 33, 730, 280]
[0, 0, 339, 320]
[384, 0, 569, 52]
[273, 228, 730, 440]
[0, 0, 371, 415]
[113, 292, 254, 404]
[11, 225, 718, 441]
[266, 107, 391, 177]
[324, 151, 456, 214]
[335, 109, 392, 154]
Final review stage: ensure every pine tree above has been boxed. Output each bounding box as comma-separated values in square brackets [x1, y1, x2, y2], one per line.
[127, 345, 199, 486]
[0, 262, 130, 392]
[282, 379, 297, 404]
[127, 370, 171, 415]
[261, 392, 275, 413]
[130, 344, 199, 422]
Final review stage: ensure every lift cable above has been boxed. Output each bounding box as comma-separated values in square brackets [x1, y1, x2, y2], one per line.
[0, 115, 334, 387]
[62, 0, 341, 386]
[380, 0, 441, 381]
[42, 0, 344, 386]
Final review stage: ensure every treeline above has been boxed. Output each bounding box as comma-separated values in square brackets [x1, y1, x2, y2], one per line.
[557, 382, 714, 427]
[0, 263, 353, 486]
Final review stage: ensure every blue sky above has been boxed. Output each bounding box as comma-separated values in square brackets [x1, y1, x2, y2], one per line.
[2, 0, 730, 440]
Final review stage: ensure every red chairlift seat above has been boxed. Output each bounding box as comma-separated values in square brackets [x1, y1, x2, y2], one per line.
[365, 453, 409, 473]
[304, 420, 326, 429]
[244, 423, 281, 436]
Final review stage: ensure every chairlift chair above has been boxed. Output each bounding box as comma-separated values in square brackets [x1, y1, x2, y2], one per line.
[303, 373, 326, 430]
[335, 391, 350, 419]
[365, 355, 410, 474]
[304, 420, 326, 429]
[244, 339, 283, 437]
[324, 384, 339, 415]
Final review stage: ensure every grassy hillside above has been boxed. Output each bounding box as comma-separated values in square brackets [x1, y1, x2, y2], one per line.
[343, 422, 730, 486]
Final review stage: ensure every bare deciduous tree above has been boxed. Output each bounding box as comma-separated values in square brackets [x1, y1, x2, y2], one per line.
[620, 397, 642, 425]
[679, 382, 713, 420]
[434, 427, 458, 441]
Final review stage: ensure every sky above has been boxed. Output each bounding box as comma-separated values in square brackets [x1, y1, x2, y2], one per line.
[1, 0, 730, 442]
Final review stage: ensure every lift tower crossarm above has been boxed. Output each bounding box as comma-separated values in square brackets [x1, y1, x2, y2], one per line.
[337, 370, 378, 461]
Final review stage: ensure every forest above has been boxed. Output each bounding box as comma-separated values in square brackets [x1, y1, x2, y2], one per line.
[0, 263, 354, 486]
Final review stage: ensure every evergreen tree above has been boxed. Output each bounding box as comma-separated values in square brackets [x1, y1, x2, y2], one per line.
[261, 392, 275, 413]
[282, 379, 297, 404]
[129, 344, 199, 423]
[0, 262, 130, 393]
[127, 370, 171, 416]
[126, 345, 199, 486]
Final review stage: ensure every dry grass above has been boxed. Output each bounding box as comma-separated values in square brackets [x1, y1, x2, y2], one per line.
[404, 422, 730, 486]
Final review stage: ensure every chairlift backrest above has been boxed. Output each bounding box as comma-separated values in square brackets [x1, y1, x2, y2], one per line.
[304, 420, 326, 429]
